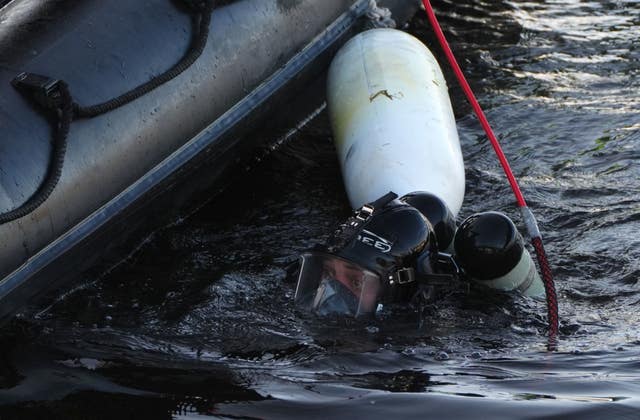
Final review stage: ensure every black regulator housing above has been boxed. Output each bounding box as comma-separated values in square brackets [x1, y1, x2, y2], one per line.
[401, 191, 457, 251]
[453, 211, 524, 280]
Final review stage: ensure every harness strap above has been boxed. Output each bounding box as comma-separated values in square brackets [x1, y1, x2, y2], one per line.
[328, 191, 398, 252]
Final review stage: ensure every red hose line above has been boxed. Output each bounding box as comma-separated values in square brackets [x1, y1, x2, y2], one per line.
[421, 0, 526, 207]
[421, 0, 559, 345]
[532, 236, 559, 349]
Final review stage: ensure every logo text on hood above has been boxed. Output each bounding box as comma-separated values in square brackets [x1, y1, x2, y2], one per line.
[357, 229, 393, 253]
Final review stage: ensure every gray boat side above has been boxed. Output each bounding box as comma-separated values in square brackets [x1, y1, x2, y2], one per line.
[0, 0, 419, 322]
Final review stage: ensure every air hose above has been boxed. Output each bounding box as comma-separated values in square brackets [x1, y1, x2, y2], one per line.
[421, 0, 559, 349]
[1, 0, 215, 225]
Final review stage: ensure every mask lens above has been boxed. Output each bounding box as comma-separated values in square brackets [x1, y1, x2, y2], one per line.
[294, 253, 381, 317]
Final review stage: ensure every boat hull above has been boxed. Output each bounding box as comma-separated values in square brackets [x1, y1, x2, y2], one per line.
[0, 0, 420, 323]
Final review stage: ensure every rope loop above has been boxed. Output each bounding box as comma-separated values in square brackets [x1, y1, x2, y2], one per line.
[365, 0, 396, 29]
[74, 0, 214, 119]
[1, 79, 73, 224]
[3, 0, 216, 223]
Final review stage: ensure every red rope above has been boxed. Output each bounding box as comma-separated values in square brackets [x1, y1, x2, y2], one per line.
[421, 0, 526, 207]
[421, 0, 559, 346]
[532, 236, 559, 348]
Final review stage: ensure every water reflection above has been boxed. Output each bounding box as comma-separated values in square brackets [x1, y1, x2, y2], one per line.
[2, 0, 640, 417]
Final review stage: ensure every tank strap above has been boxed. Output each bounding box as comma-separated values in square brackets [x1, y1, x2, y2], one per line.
[387, 252, 469, 305]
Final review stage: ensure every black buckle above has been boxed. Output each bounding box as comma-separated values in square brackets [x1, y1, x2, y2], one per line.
[176, 0, 211, 13]
[435, 252, 460, 276]
[354, 204, 374, 222]
[12, 72, 63, 110]
[415, 253, 469, 295]
[12, 72, 59, 92]
[352, 191, 397, 224]
[391, 267, 415, 285]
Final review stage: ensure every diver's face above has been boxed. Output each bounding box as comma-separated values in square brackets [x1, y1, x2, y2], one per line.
[320, 259, 379, 314]
[295, 252, 382, 317]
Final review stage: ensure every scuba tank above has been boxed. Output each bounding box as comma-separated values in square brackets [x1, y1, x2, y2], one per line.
[326, 28, 465, 216]
[453, 212, 544, 297]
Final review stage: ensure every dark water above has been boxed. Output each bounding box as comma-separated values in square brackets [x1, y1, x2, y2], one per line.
[1, 0, 639, 418]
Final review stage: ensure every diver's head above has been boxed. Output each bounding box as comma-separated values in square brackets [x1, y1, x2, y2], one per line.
[294, 193, 439, 317]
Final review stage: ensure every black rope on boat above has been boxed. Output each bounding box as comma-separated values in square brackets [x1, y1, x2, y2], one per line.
[0, 77, 73, 224]
[74, 0, 215, 118]
[1, 0, 215, 225]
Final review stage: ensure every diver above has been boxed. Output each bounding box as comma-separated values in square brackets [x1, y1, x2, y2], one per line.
[293, 191, 544, 318]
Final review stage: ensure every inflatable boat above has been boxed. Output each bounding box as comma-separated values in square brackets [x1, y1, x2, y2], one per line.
[0, 0, 420, 324]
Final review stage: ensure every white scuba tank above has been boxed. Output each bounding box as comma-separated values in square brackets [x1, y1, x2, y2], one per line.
[326, 28, 465, 216]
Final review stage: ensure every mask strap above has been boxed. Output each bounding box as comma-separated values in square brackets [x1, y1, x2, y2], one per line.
[328, 191, 398, 252]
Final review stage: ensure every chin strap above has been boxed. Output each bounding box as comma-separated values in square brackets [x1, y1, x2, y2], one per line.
[389, 251, 469, 306]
